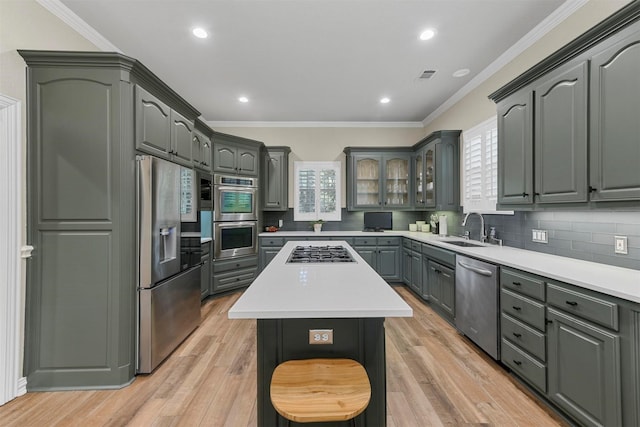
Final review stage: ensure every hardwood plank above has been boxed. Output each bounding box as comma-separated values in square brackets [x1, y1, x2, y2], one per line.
[0, 286, 568, 427]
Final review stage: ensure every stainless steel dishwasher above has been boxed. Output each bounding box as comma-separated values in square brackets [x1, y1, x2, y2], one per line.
[455, 255, 500, 360]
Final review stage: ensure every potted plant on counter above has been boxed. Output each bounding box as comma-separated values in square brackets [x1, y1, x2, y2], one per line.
[312, 219, 325, 233]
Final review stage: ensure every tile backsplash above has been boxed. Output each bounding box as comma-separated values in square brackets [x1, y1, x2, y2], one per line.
[263, 208, 640, 270]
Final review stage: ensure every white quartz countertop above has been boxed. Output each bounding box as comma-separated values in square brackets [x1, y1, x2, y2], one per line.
[228, 240, 413, 319]
[259, 231, 640, 304]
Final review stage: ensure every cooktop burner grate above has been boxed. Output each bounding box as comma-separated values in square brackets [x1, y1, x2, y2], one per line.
[286, 245, 356, 263]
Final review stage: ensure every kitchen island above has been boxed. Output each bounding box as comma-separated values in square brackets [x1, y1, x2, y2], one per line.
[229, 240, 412, 426]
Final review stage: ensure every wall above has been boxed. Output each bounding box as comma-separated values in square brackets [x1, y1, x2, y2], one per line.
[0, 0, 100, 384]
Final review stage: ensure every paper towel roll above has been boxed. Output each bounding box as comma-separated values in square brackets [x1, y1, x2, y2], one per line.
[439, 215, 448, 236]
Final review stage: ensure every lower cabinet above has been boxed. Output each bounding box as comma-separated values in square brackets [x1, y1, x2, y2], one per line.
[212, 255, 258, 295]
[499, 266, 639, 427]
[547, 307, 621, 427]
[353, 236, 401, 282]
[428, 260, 455, 320]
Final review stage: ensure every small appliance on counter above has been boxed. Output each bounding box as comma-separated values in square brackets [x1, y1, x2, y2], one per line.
[363, 211, 392, 231]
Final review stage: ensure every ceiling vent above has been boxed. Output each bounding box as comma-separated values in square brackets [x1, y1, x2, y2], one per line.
[419, 70, 436, 79]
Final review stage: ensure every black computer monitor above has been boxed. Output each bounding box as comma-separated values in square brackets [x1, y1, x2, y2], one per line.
[364, 212, 392, 231]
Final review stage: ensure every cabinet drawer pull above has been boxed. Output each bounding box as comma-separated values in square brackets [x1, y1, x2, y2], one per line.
[512, 306, 521, 311]
[512, 332, 522, 338]
[521, 192, 528, 198]
[565, 301, 578, 306]
[512, 281, 521, 286]
[589, 186, 597, 193]
[236, 263, 240, 267]
[513, 360, 522, 366]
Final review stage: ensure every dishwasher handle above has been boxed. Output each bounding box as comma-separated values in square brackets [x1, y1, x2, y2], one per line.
[457, 260, 494, 277]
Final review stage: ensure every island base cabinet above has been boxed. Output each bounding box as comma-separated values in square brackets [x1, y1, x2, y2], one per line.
[257, 318, 387, 426]
[547, 308, 622, 427]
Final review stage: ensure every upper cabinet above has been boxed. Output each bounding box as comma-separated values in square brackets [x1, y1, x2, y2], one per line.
[497, 91, 534, 205]
[490, 2, 640, 208]
[135, 85, 194, 167]
[263, 146, 290, 211]
[589, 27, 640, 201]
[192, 119, 212, 173]
[534, 61, 588, 204]
[413, 130, 461, 211]
[344, 148, 411, 210]
[212, 132, 260, 177]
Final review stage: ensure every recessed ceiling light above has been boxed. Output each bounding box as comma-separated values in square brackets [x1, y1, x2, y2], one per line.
[419, 29, 436, 41]
[238, 96, 249, 103]
[192, 28, 208, 39]
[380, 97, 390, 104]
[452, 68, 470, 78]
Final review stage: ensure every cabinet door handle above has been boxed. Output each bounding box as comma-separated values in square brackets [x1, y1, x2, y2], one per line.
[565, 301, 578, 306]
[512, 332, 522, 338]
[589, 186, 597, 193]
[522, 192, 528, 197]
[513, 360, 522, 366]
[512, 306, 521, 311]
[546, 319, 553, 325]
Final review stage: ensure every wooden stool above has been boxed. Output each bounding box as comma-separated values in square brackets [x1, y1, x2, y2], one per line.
[270, 358, 371, 424]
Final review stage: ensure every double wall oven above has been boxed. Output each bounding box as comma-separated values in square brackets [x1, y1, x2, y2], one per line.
[213, 175, 258, 260]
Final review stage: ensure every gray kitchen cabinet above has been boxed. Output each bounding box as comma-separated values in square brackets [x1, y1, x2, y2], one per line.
[497, 89, 534, 205]
[263, 146, 290, 211]
[19, 50, 201, 390]
[200, 241, 211, 300]
[192, 118, 212, 172]
[428, 260, 455, 320]
[212, 132, 260, 177]
[414, 133, 461, 210]
[547, 307, 621, 427]
[402, 239, 422, 295]
[258, 236, 285, 271]
[589, 26, 640, 202]
[212, 255, 258, 294]
[402, 246, 411, 285]
[420, 256, 431, 300]
[413, 130, 461, 210]
[499, 267, 547, 394]
[135, 85, 194, 167]
[344, 148, 412, 210]
[353, 236, 402, 281]
[534, 61, 588, 204]
[490, 2, 640, 207]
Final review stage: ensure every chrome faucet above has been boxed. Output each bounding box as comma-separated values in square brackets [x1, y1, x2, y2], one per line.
[462, 212, 486, 243]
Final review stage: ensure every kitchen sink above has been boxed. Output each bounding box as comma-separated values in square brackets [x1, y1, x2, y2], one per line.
[441, 240, 486, 248]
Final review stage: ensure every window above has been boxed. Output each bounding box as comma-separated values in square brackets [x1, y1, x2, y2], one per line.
[462, 116, 506, 213]
[293, 161, 341, 221]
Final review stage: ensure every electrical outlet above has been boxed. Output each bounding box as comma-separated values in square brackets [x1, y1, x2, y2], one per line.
[278, 219, 283, 228]
[614, 236, 628, 255]
[532, 229, 548, 243]
[309, 329, 333, 345]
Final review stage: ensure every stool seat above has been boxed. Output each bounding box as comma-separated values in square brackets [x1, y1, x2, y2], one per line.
[270, 358, 371, 423]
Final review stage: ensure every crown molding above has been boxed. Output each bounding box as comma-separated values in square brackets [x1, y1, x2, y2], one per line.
[35, 0, 121, 52]
[207, 120, 424, 129]
[423, 0, 588, 126]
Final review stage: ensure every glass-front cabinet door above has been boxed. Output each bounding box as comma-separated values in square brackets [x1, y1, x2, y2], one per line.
[424, 145, 435, 208]
[354, 156, 381, 207]
[414, 152, 424, 208]
[384, 155, 410, 208]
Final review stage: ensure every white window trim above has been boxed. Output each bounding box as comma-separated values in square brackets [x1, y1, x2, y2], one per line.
[293, 161, 341, 222]
[461, 116, 513, 215]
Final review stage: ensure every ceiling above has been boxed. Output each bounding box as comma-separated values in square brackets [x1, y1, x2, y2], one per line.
[56, 0, 570, 125]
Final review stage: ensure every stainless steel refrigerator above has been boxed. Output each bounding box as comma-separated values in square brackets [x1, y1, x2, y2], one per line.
[137, 155, 201, 374]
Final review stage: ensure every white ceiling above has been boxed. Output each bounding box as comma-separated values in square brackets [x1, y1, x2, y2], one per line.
[54, 0, 572, 125]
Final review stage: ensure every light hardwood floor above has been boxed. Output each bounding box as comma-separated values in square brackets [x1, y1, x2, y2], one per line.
[0, 286, 566, 426]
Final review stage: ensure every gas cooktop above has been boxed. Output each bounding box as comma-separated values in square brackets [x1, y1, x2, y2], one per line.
[286, 245, 355, 263]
